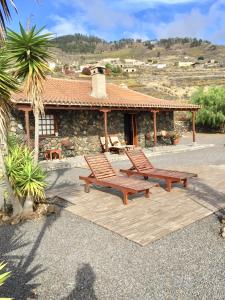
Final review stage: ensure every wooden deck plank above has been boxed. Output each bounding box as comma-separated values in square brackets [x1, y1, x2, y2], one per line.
[50, 165, 225, 246]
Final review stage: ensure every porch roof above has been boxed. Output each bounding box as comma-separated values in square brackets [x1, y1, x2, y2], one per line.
[12, 78, 200, 111]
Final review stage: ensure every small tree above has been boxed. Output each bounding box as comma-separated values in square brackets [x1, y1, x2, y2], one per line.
[191, 87, 225, 132]
[6, 24, 53, 163]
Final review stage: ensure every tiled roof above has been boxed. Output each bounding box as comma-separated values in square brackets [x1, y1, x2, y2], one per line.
[12, 78, 200, 110]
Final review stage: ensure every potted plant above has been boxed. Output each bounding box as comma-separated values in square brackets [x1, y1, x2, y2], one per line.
[169, 131, 181, 145]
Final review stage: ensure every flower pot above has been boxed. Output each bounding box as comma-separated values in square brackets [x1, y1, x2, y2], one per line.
[172, 138, 180, 145]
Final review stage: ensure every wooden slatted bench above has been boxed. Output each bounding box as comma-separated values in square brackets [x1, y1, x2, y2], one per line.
[120, 149, 197, 192]
[79, 153, 158, 205]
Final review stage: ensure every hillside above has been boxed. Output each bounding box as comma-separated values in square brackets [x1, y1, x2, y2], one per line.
[52, 34, 224, 62]
[51, 34, 225, 106]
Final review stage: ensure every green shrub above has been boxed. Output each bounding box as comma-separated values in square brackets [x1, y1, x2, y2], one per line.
[191, 87, 225, 132]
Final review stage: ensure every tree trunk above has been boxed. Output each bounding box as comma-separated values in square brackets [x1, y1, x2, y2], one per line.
[34, 108, 39, 164]
[23, 193, 34, 215]
[0, 148, 22, 216]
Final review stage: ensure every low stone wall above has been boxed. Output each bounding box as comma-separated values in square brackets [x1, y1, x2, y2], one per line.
[10, 109, 174, 157]
[174, 120, 190, 133]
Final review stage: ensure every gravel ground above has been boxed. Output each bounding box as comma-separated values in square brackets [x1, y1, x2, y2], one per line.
[1, 133, 225, 300]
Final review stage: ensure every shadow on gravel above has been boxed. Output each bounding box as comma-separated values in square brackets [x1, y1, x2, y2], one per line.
[188, 179, 225, 219]
[63, 263, 97, 300]
[46, 168, 69, 191]
[0, 207, 63, 299]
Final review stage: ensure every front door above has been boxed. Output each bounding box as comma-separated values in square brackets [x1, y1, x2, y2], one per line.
[124, 113, 138, 146]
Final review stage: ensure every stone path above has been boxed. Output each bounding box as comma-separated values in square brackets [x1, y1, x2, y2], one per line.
[41, 142, 214, 171]
[47, 163, 225, 246]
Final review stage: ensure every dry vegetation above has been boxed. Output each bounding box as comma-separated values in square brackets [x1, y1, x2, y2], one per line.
[52, 37, 225, 102]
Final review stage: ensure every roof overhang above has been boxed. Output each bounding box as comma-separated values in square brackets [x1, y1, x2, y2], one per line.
[15, 102, 200, 112]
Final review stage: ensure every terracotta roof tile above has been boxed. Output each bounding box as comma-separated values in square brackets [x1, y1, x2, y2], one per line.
[12, 77, 200, 110]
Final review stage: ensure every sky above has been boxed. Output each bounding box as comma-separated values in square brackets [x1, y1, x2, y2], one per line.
[7, 0, 225, 44]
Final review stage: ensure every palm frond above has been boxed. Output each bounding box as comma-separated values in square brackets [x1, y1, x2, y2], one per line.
[6, 24, 53, 113]
[0, 0, 17, 40]
[0, 52, 18, 143]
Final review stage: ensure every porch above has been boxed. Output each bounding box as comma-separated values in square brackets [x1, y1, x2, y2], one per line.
[17, 106, 198, 159]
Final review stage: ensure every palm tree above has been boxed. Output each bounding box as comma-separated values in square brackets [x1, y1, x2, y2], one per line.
[6, 24, 53, 163]
[0, 0, 16, 40]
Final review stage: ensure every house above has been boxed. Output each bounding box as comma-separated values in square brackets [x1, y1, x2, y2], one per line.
[178, 61, 195, 67]
[11, 65, 200, 156]
[124, 59, 137, 65]
[48, 62, 56, 71]
[124, 59, 145, 67]
[156, 64, 167, 69]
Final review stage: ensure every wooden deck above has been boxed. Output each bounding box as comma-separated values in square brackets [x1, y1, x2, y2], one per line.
[47, 165, 225, 246]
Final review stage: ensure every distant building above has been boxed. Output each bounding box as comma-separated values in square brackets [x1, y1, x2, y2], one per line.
[48, 62, 56, 70]
[124, 59, 145, 66]
[156, 64, 167, 69]
[124, 59, 137, 65]
[178, 61, 195, 67]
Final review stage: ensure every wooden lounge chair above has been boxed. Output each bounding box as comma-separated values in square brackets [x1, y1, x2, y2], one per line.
[110, 136, 135, 151]
[120, 149, 197, 192]
[79, 153, 158, 205]
[100, 136, 125, 154]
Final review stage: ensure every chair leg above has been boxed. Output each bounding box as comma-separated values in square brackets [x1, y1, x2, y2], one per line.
[145, 189, 150, 198]
[183, 179, 188, 188]
[85, 182, 90, 193]
[123, 192, 129, 205]
[166, 179, 172, 192]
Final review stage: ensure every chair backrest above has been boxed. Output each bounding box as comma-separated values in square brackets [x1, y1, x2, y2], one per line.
[125, 149, 154, 172]
[100, 137, 112, 150]
[84, 153, 116, 180]
[161, 130, 168, 137]
[110, 136, 121, 147]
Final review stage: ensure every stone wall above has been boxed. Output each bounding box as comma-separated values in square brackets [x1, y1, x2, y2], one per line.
[174, 120, 190, 133]
[11, 109, 174, 157]
[137, 111, 174, 147]
[9, 110, 26, 138]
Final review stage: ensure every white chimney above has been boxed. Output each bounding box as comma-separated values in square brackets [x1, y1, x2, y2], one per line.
[91, 65, 107, 99]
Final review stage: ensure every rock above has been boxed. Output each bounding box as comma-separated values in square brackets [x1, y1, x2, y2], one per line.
[2, 215, 11, 222]
[221, 226, 225, 238]
[47, 204, 59, 214]
[221, 216, 225, 224]
[10, 215, 22, 225]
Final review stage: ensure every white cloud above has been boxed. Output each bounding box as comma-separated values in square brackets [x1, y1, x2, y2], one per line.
[49, 15, 87, 36]
[50, 0, 225, 43]
[150, 0, 225, 43]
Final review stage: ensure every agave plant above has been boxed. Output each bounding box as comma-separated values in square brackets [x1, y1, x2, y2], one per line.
[16, 160, 46, 200]
[5, 141, 46, 214]
[0, 262, 11, 300]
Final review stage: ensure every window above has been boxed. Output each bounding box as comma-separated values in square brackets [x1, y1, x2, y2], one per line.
[39, 114, 56, 136]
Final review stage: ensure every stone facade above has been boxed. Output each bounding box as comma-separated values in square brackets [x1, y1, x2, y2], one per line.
[137, 111, 174, 147]
[10, 109, 174, 157]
